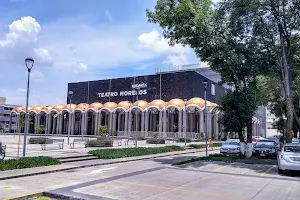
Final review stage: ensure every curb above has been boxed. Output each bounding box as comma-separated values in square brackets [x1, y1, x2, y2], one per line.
[0, 148, 211, 181]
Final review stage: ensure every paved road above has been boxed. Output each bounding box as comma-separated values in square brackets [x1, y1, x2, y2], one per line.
[1, 151, 300, 200]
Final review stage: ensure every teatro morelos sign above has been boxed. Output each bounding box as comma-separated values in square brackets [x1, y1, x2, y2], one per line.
[98, 83, 147, 98]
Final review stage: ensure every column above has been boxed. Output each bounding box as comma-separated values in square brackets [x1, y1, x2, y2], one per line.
[71, 113, 75, 135]
[207, 112, 212, 138]
[215, 113, 219, 137]
[98, 112, 102, 127]
[163, 110, 167, 133]
[183, 110, 187, 138]
[117, 113, 121, 132]
[109, 112, 113, 135]
[45, 114, 49, 134]
[68, 112, 72, 137]
[124, 112, 128, 134]
[159, 111, 163, 133]
[144, 110, 149, 134]
[141, 111, 145, 133]
[81, 112, 85, 136]
[200, 111, 204, 133]
[178, 110, 182, 134]
[112, 112, 117, 134]
[94, 112, 98, 135]
[128, 112, 132, 134]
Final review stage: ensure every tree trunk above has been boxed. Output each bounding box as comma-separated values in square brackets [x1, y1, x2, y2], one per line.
[245, 122, 253, 158]
[286, 98, 293, 142]
[237, 128, 245, 155]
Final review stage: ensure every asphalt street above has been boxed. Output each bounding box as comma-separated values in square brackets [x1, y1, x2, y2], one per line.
[1, 151, 300, 200]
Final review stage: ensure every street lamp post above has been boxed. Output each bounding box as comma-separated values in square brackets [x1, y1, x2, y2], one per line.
[23, 57, 34, 158]
[68, 91, 73, 145]
[184, 99, 187, 146]
[132, 84, 146, 148]
[203, 80, 208, 158]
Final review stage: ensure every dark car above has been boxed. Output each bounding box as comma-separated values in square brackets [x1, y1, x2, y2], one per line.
[252, 141, 277, 158]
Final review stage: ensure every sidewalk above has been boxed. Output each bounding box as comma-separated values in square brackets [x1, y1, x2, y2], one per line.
[0, 148, 217, 181]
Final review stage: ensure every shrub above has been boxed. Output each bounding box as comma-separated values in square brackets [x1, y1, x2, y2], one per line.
[28, 137, 53, 144]
[137, 136, 145, 140]
[85, 138, 113, 147]
[89, 145, 184, 159]
[188, 143, 223, 149]
[200, 132, 204, 139]
[36, 125, 45, 134]
[177, 138, 192, 143]
[113, 130, 117, 136]
[146, 138, 165, 144]
[153, 132, 159, 138]
[0, 156, 60, 171]
[98, 125, 108, 137]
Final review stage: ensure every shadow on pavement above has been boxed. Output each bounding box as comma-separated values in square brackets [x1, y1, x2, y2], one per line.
[152, 155, 300, 178]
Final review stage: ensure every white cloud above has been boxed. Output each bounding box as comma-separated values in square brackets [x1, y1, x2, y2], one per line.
[16, 88, 26, 95]
[164, 53, 189, 66]
[0, 16, 52, 65]
[105, 10, 114, 22]
[73, 62, 87, 74]
[137, 29, 188, 54]
[31, 70, 45, 83]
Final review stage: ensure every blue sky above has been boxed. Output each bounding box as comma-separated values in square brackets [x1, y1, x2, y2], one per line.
[0, 0, 203, 106]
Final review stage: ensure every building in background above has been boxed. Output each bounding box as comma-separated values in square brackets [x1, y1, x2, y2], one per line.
[0, 97, 20, 133]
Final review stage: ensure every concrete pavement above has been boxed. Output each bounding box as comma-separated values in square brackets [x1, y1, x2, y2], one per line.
[1, 150, 300, 200]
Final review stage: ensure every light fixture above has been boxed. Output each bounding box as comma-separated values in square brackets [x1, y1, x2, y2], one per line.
[25, 57, 34, 71]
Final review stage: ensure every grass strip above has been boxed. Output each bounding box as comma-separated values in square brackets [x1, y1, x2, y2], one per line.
[88, 145, 184, 159]
[188, 143, 223, 149]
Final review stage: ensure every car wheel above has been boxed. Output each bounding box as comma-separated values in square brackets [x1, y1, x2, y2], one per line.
[278, 167, 285, 174]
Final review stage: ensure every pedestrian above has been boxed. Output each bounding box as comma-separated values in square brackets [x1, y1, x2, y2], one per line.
[208, 138, 213, 150]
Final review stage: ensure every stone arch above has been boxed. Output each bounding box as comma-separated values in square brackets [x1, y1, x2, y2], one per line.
[49, 110, 59, 134]
[165, 106, 180, 132]
[28, 111, 36, 134]
[186, 105, 201, 133]
[131, 107, 143, 131]
[61, 110, 70, 135]
[73, 110, 82, 135]
[86, 109, 96, 135]
[148, 107, 160, 132]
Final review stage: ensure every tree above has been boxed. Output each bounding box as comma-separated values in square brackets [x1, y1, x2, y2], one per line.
[0, 123, 4, 131]
[213, 0, 300, 143]
[147, 0, 273, 158]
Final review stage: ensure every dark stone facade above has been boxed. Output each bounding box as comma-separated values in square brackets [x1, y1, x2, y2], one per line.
[67, 70, 228, 104]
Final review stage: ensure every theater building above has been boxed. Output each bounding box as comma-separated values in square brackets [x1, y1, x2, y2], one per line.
[10, 68, 262, 139]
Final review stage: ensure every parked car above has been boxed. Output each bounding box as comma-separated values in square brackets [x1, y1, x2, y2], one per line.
[244, 136, 265, 143]
[278, 143, 300, 174]
[252, 141, 277, 158]
[266, 136, 279, 145]
[220, 139, 241, 154]
[292, 138, 300, 143]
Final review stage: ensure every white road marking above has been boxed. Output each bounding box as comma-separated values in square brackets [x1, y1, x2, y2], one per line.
[89, 167, 117, 175]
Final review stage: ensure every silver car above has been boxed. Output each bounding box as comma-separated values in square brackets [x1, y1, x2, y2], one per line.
[278, 143, 300, 174]
[220, 139, 240, 154]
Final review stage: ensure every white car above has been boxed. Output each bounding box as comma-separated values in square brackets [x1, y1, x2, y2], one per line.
[278, 143, 300, 174]
[292, 138, 300, 143]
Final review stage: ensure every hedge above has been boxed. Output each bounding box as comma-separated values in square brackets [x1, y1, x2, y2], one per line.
[177, 138, 192, 143]
[0, 156, 61, 171]
[85, 139, 113, 147]
[28, 137, 53, 144]
[188, 143, 223, 149]
[89, 145, 184, 159]
[146, 138, 165, 144]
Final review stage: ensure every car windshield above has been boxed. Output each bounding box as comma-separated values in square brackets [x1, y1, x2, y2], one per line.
[255, 142, 275, 148]
[225, 141, 239, 145]
[284, 146, 300, 153]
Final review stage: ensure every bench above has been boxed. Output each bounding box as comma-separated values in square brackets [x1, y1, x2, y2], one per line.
[41, 139, 64, 150]
[117, 139, 129, 146]
[70, 138, 90, 149]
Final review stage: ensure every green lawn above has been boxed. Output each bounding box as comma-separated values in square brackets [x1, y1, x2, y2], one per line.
[88, 145, 184, 159]
[0, 156, 61, 171]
